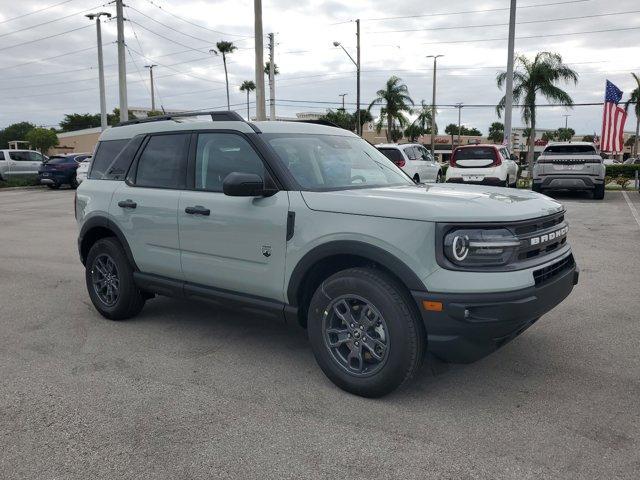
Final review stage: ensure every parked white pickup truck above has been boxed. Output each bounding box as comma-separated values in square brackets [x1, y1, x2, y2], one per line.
[532, 142, 605, 199]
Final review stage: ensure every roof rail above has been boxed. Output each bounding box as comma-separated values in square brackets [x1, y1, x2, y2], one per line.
[115, 110, 244, 127]
[290, 119, 342, 128]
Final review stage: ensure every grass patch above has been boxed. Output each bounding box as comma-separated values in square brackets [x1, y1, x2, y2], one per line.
[0, 176, 41, 188]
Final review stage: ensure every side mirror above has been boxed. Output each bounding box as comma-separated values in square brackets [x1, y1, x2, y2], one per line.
[223, 172, 273, 197]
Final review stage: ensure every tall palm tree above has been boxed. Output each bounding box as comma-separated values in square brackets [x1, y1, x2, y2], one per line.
[210, 41, 237, 110]
[239, 80, 256, 120]
[411, 100, 437, 135]
[497, 52, 578, 172]
[624, 73, 640, 157]
[368, 76, 414, 142]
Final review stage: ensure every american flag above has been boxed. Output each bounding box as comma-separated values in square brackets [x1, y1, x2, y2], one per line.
[600, 80, 627, 153]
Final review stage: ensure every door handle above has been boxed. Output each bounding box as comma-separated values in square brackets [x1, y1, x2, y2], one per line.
[185, 205, 210, 216]
[118, 199, 137, 209]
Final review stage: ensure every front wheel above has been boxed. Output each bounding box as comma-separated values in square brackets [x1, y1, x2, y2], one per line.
[307, 268, 425, 397]
[436, 170, 443, 183]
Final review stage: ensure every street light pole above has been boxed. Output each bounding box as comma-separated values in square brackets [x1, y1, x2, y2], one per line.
[333, 20, 361, 135]
[86, 12, 111, 131]
[563, 114, 570, 129]
[145, 64, 157, 112]
[503, 0, 517, 148]
[115, 0, 128, 122]
[427, 54, 443, 159]
[455, 102, 463, 146]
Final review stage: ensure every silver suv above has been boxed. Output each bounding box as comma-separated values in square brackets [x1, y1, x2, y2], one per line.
[532, 142, 606, 199]
[76, 111, 579, 397]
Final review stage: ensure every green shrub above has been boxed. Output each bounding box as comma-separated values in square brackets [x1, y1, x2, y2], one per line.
[0, 176, 40, 188]
[605, 164, 640, 178]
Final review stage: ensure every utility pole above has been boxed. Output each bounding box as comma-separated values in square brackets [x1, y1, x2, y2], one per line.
[503, 0, 517, 148]
[254, 0, 266, 121]
[145, 64, 157, 112]
[339, 93, 347, 111]
[115, 0, 128, 122]
[268, 33, 275, 121]
[86, 12, 111, 131]
[455, 103, 463, 146]
[427, 54, 443, 159]
[356, 18, 361, 136]
[563, 114, 570, 129]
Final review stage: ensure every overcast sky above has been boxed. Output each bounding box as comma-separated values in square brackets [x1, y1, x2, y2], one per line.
[0, 0, 639, 134]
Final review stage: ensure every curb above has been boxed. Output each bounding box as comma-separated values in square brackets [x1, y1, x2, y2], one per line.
[0, 185, 46, 192]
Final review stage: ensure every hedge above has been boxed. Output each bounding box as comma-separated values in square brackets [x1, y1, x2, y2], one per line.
[605, 164, 640, 178]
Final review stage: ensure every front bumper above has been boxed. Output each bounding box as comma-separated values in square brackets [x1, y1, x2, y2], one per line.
[412, 257, 579, 363]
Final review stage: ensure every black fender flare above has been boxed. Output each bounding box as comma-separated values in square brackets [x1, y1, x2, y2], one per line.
[78, 215, 138, 269]
[286, 240, 426, 305]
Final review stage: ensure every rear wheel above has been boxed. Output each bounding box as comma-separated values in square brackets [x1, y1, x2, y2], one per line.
[307, 267, 425, 397]
[47, 183, 60, 190]
[85, 237, 145, 320]
[532, 183, 542, 193]
[593, 183, 605, 200]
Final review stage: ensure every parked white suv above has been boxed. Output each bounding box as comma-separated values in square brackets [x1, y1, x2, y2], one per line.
[376, 143, 442, 183]
[446, 144, 518, 187]
[0, 149, 45, 180]
[76, 111, 578, 397]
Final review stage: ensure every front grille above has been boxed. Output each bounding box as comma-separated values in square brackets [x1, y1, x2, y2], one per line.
[533, 254, 575, 285]
[514, 212, 567, 261]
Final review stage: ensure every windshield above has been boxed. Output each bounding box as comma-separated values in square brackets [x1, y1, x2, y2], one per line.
[264, 133, 413, 191]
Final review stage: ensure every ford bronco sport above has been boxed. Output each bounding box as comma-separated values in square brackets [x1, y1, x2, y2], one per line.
[76, 111, 579, 397]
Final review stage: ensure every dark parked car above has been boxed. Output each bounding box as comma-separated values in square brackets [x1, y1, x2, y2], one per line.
[39, 153, 90, 189]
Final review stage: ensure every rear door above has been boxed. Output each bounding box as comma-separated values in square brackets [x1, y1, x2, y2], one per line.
[178, 131, 289, 301]
[110, 133, 189, 280]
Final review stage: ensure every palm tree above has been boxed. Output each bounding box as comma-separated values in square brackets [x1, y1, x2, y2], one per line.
[210, 41, 237, 110]
[624, 73, 640, 157]
[412, 100, 437, 134]
[239, 80, 256, 120]
[264, 62, 279, 76]
[497, 52, 578, 172]
[368, 76, 414, 142]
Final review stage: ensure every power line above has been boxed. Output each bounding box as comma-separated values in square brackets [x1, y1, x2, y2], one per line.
[0, 0, 76, 24]
[417, 25, 640, 45]
[0, 3, 108, 39]
[1, 45, 105, 70]
[127, 19, 211, 55]
[367, 10, 640, 34]
[362, 0, 590, 22]
[0, 24, 92, 53]
[140, 0, 253, 38]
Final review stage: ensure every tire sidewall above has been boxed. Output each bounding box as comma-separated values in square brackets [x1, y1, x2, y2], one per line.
[307, 270, 420, 397]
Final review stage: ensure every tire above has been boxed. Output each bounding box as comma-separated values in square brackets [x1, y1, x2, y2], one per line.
[47, 183, 60, 190]
[532, 183, 542, 193]
[70, 174, 79, 189]
[413, 174, 420, 184]
[436, 171, 443, 183]
[593, 183, 605, 200]
[85, 237, 145, 320]
[307, 267, 425, 398]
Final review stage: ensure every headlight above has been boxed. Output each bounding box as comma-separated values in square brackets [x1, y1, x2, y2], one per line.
[443, 228, 520, 267]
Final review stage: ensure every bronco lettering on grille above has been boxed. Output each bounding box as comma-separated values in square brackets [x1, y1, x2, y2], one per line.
[530, 226, 568, 246]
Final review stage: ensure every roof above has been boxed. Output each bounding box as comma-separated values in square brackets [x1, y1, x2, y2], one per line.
[375, 143, 420, 149]
[99, 118, 356, 141]
[454, 143, 502, 149]
[546, 141, 595, 147]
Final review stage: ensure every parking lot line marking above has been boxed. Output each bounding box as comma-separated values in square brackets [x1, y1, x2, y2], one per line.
[622, 191, 640, 230]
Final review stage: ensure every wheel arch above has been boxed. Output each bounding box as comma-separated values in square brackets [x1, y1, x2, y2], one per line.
[287, 241, 425, 327]
[78, 216, 137, 269]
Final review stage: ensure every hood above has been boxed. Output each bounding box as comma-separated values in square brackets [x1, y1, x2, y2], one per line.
[301, 183, 564, 223]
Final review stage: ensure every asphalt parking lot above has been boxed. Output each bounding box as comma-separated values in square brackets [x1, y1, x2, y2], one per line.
[1, 187, 639, 479]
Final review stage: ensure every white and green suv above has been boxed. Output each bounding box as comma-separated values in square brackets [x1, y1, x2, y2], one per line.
[76, 111, 579, 397]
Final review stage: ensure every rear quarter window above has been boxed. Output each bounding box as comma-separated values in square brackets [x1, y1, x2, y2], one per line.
[89, 139, 129, 179]
[378, 148, 403, 163]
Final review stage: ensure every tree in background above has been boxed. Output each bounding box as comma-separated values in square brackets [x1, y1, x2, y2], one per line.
[368, 76, 414, 142]
[211, 41, 237, 110]
[0, 122, 35, 149]
[25, 127, 58, 154]
[404, 124, 425, 142]
[497, 52, 578, 172]
[555, 127, 575, 141]
[542, 131, 556, 142]
[147, 110, 164, 117]
[239, 80, 256, 120]
[444, 123, 482, 136]
[59, 113, 101, 132]
[624, 73, 640, 156]
[410, 100, 437, 138]
[582, 135, 595, 142]
[320, 109, 353, 130]
[487, 122, 504, 143]
[625, 135, 636, 148]
[108, 108, 137, 126]
[264, 62, 279, 76]
[353, 108, 373, 133]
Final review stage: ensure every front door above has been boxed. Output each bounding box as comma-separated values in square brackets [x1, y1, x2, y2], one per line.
[178, 132, 289, 302]
[109, 133, 190, 280]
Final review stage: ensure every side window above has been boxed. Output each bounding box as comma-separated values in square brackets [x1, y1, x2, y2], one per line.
[28, 151, 43, 162]
[9, 151, 29, 161]
[418, 146, 430, 161]
[89, 139, 129, 179]
[194, 133, 264, 192]
[404, 147, 417, 160]
[135, 134, 189, 189]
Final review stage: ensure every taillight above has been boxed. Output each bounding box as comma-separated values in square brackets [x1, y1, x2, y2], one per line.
[395, 159, 406, 168]
[450, 149, 458, 167]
